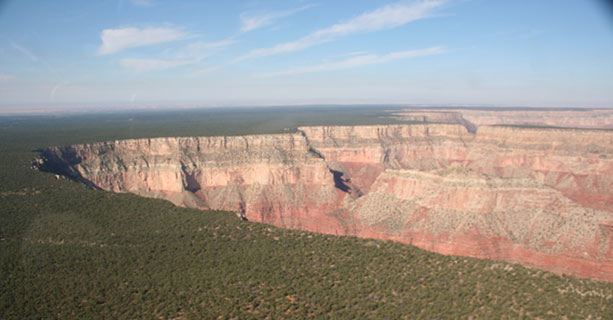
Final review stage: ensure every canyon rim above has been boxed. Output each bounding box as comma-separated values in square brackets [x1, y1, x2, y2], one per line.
[38, 108, 613, 282]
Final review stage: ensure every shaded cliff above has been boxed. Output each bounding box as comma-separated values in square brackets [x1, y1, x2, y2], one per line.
[38, 124, 613, 281]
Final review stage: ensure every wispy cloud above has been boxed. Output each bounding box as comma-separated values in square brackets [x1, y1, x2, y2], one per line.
[130, 0, 153, 7]
[179, 38, 236, 57]
[10, 41, 39, 61]
[49, 81, 70, 101]
[259, 47, 445, 77]
[119, 58, 194, 71]
[237, 0, 444, 61]
[98, 26, 186, 55]
[240, 4, 314, 32]
[119, 38, 235, 71]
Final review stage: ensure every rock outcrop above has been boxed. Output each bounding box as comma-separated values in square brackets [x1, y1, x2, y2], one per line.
[38, 122, 613, 281]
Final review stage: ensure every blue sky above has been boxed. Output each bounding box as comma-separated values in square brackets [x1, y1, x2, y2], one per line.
[0, 0, 612, 112]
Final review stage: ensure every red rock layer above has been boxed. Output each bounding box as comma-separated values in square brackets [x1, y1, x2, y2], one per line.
[349, 170, 612, 281]
[40, 123, 613, 281]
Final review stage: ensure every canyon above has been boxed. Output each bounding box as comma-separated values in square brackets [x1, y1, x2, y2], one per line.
[38, 109, 613, 282]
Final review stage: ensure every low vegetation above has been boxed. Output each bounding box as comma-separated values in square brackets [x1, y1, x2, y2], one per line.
[1, 107, 611, 319]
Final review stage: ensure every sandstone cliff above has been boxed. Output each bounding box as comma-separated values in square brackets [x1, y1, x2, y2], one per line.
[40, 134, 348, 233]
[38, 123, 613, 281]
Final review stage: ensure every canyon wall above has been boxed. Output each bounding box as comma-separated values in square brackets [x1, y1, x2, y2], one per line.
[39, 122, 613, 281]
[40, 134, 348, 234]
[394, 108, 613, 130]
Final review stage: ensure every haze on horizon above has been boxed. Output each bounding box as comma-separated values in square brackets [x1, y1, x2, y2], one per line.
[0, 0, 612, 114]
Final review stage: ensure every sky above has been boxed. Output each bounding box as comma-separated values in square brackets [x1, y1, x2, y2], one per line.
[0, 0, 612, 113]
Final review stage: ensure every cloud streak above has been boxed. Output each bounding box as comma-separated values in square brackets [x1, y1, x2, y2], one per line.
[258, 46, 444, 77]
[119, 58, 194, 71]
[49, 81, 70, 101]
[238, 0, 444, 61]
[119, 38, 235, 71]
[99, 26, 186, 55]
[10, 41, 39, 61]
[130, 0, 153, 7]
[240, 4, 314, 32]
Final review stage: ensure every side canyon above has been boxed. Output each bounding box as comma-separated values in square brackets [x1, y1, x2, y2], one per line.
[38, 110, 613, 282]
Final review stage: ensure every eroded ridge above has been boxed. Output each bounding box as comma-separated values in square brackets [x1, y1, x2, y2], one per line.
[38, 123, 613, 281]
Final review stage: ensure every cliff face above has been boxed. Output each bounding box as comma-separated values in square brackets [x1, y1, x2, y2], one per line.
[41, 134, 346, 234]
[394, 108, 613, 130]
[299, 124, 472, 194]
[39, 123, 613, 281]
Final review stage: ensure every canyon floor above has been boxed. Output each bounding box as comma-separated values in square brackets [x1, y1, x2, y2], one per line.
[2, 106, 612, 319]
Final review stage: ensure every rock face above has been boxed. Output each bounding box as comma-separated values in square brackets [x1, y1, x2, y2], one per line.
[394, 108, 613, 130]
[39, 121, 613, 282]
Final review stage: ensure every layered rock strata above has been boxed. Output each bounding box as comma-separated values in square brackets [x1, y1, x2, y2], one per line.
[394, 108, 613, 130]
[39, 123, 613, 281]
